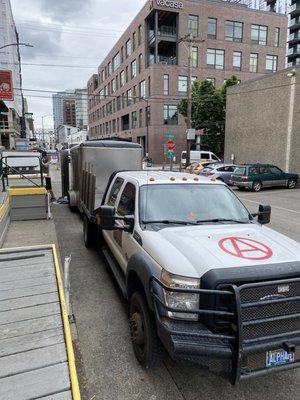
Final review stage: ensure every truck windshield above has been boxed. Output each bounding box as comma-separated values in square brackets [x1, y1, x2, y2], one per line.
[140, 184, 251, 224]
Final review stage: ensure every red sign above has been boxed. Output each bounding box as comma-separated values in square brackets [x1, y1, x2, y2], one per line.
[167, 140, 176, 151]
[218, 237, 273, 261]
[0, 70, 14, 101]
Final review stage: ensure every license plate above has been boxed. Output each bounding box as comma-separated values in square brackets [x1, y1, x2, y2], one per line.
[266, 349, 295, 367]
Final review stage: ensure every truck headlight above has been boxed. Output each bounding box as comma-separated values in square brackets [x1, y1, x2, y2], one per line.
[161, 270, 200, 321]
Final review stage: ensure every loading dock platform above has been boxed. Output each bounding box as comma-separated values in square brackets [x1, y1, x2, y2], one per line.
[0, 245, 80, 400]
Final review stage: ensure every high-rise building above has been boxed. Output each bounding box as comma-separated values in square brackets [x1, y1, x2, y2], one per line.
[75, 88, 88, 129]
[52, 91, 76, 131]
[87, 0, 287, 162]
[52, 89, 88, 132]
[0, 0, 22, 148]
[63, 99, 76, 127]
[288, 0, 300, 66]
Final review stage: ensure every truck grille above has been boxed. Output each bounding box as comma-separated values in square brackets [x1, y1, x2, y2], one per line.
[239, 280, 300, 343]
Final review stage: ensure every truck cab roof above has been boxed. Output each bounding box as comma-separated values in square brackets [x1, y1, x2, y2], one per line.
[115, 171, 222, 186]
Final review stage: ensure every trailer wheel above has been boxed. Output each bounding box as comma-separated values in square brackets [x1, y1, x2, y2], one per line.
[129, 291, 164, 369]
[83, 215, 98, 248]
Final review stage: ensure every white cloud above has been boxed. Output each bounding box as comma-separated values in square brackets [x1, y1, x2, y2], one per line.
[10, 0, 145, 128]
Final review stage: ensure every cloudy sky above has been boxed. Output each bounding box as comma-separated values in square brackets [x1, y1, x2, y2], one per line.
[10, 0, 145, 129]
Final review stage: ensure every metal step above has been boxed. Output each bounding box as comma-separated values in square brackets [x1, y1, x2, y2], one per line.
[102, 247, 127, 298]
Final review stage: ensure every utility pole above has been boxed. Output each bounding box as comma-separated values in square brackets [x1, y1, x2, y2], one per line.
[178, 34, 205, 167]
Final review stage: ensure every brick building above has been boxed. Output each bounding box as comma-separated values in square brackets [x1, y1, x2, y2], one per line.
[88, 0, 287, 162]
[63, 99, 76, 127]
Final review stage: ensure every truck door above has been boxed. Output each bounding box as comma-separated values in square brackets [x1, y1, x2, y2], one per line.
[113, 182, 137, 272]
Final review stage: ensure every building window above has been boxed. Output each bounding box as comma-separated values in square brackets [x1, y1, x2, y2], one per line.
[139, 109, 143, 127]
[112, 78, 116, 93]
[133, 86, 137, 103]
[120, 46, 124, 63]
[132, 111, 137, 129]
[127, 89, 132, 106]
[146, 106, 150, 126]
[191, 46, 198, 67]
[265, 55, 277, 73]
[275, 27, 280, 47]
[138, 53, 143, 73]
[233, 51, 242, 71]
[126, 39, 131, 57]
[138, 25, 142, 46]
[225, 21, 243, 42]
[188, 15, 199, 37]
[249, 53, 258, 73]
[164, 105, 178, 125]
[108, 61, 112, 76]
[139, 80, 146, 99]
[207, 18, 217, 39]
[133, 31, 136, 51]
[207, 48, 224, 70]
[120, 70, 125, 87]
[164, 74, 169, 95]
[178, 75, 188, 95]
[112, 52, 120, 71]
[131, 59, 137, 79]
[251, 25, 267, 45]
[126, 66, 129, 82]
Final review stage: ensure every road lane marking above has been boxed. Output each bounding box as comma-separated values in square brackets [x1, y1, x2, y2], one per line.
[239, 197, 300, 215]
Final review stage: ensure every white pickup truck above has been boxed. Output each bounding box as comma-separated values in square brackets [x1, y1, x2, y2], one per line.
[82, 170, 300, 384]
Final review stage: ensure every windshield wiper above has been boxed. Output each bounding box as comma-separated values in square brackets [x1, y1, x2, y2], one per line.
[196, 218, 250, 224]
[142, 220, 198, 226]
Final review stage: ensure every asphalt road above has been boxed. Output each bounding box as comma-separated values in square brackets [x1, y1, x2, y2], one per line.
[52, 186, 300, 400]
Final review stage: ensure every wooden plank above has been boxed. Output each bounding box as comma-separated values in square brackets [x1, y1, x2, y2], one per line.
[0, 302, 60, 325]
[0, 342, 67, 379]
[0, 258, 52, 269]
[37, 391, 73, 400]
[0, 275, 56, 291]
[0, 328, 64, 358]
[0, 283, 57, 301]
[0, 250, 50, 260]
[0, 265, 53, 283]
[0, 362, 70, 400]
[0, 292, 59, 312]
[0, 315, 62, 340]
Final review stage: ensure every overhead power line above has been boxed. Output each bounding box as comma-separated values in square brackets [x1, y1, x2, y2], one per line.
[17, 20, 124, 34]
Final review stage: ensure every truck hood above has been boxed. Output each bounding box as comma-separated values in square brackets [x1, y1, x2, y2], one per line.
[142, 224, 300, 278]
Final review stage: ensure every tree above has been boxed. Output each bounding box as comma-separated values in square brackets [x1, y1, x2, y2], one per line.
[177, 76, 238, 156]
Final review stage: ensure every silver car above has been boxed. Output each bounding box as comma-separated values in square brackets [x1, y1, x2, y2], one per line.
[200, 163, 237, 185]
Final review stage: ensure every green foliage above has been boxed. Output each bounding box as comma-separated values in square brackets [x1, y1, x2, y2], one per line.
[177, 75, 238, 156]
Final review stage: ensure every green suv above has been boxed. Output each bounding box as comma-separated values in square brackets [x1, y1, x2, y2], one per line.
[231, 164, 298, 192]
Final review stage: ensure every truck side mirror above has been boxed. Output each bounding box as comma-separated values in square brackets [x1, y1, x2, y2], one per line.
[257, 204, 271, 225]
[96, 205, 116, 230]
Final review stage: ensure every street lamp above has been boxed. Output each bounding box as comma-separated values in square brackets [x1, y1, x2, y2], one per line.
[0, 43, 34, 50]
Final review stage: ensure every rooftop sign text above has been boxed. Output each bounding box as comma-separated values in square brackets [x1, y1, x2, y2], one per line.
[155, 0, 184, 9]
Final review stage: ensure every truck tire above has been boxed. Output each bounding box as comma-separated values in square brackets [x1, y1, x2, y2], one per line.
[129, 291, 164, 369]
[83, 215, 98, 248]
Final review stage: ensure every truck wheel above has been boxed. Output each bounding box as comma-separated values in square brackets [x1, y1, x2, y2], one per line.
[83, 215, 97, 248]
[129, 291, 164, 369]
[252, 181, 262, 192]
[287, 178, 297, 189]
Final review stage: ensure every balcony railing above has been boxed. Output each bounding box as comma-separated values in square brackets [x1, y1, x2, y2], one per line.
[288, 45, 300, 55]
[290, 3, 300, 15]
[158, 25, 177, 38]
[158, 55, 177, 65]
[289, 18, 300, 29]
[288, 32, 300, 43]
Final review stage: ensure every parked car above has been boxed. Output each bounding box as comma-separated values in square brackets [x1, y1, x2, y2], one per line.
[200, 163, 236, 185]
[185, 160, 218, 175]
[231, 164, 298, 191]
[181, 150, 221, 168]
